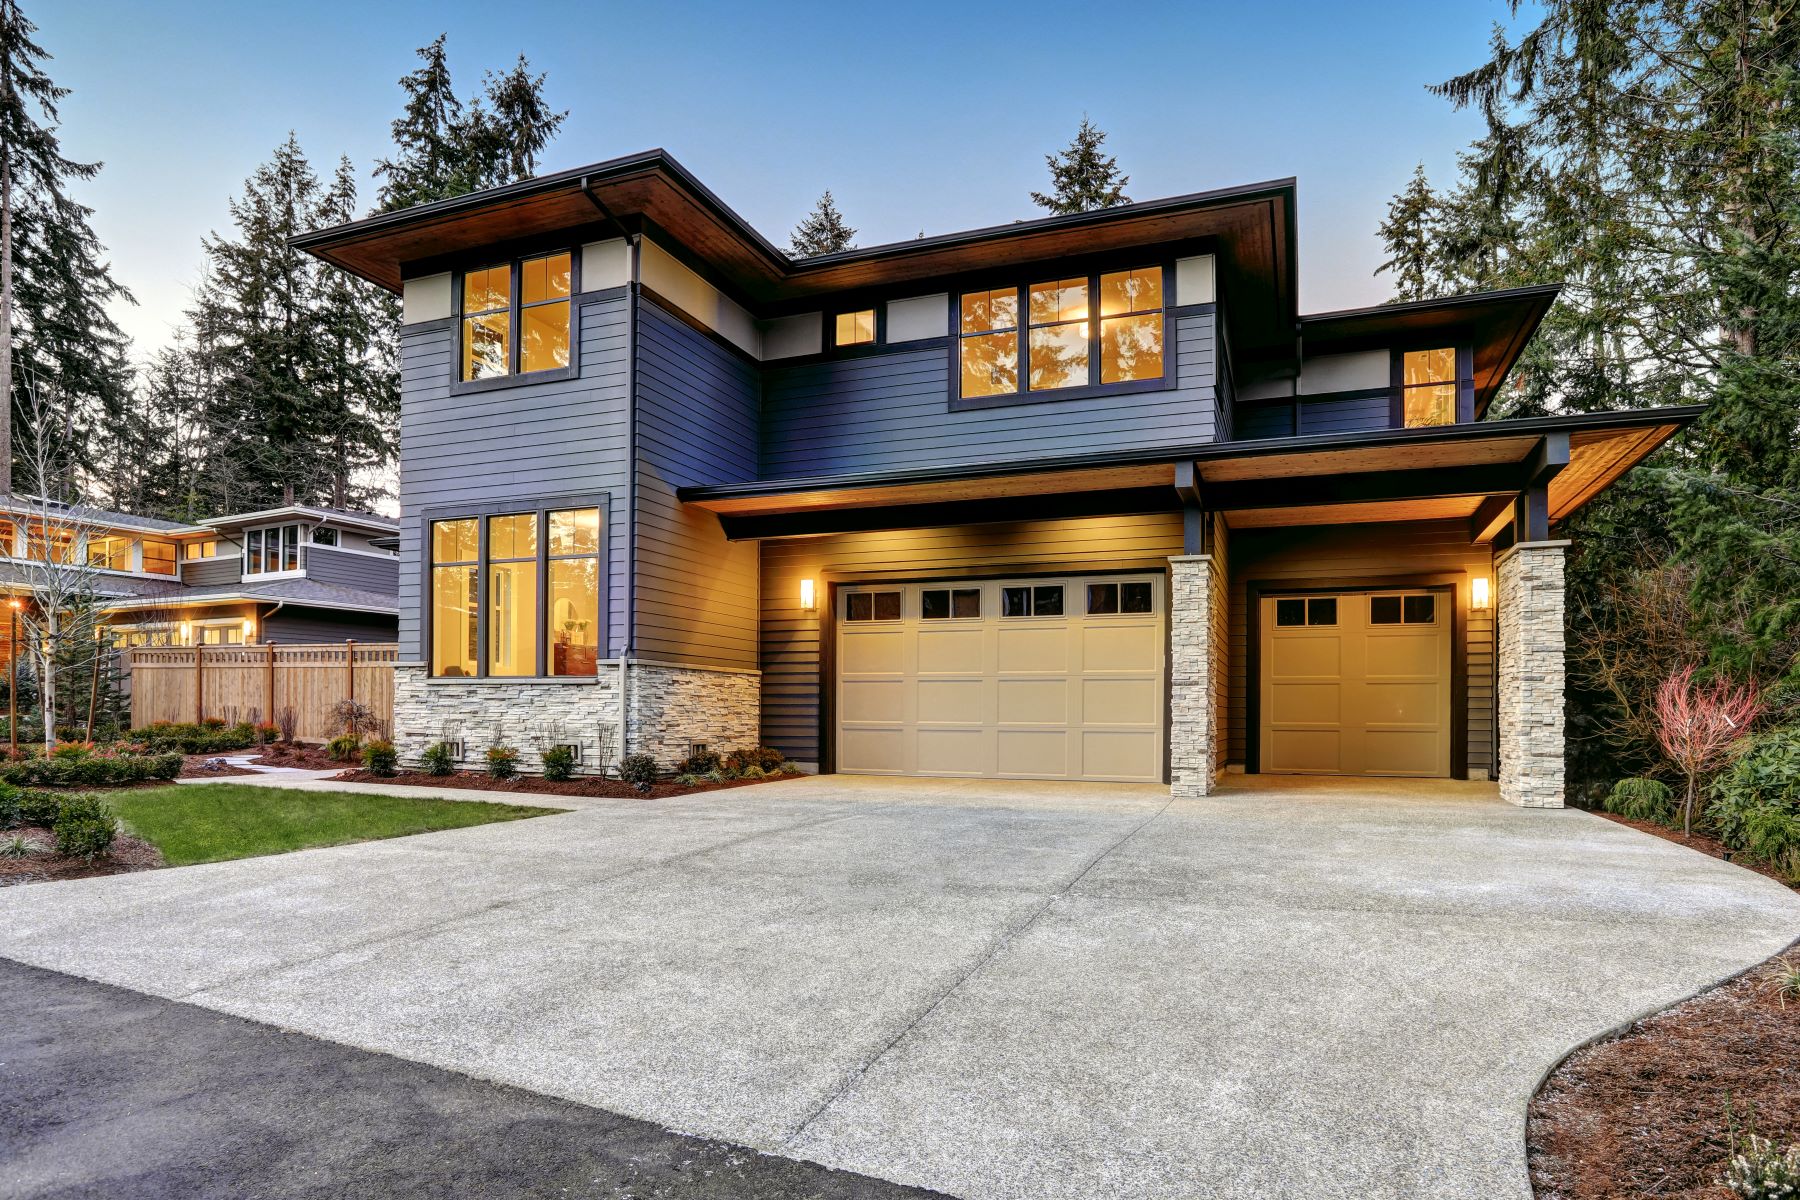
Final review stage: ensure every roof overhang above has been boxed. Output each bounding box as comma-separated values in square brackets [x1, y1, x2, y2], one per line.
[97, 592, 399, 616]
[680, 407, 1701, 540]
[201, 506, 399, 535]
[291, 149, 1300, 364]
[1296, 286, 1560, 417]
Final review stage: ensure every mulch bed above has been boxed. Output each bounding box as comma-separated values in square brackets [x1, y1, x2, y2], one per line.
[1528, 942, 1800, 1199]
[178, 754, 261, 779]
[1595, 811, 1797, 890]
[0, 825, 163, 886]
[245, 743, 348, 771]
[332, 769, 805, 799]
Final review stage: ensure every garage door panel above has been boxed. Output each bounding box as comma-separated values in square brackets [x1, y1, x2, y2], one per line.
[841, 679, 905, 724]
[916, 728, 988, 775]
[996, 626, 1068, 673]
[1261, 590, 1450, 779]
[839, 575, 1163, 782]
[917, 628, 984, 674]
[997, 730, 1069, 776]
[996, 678, 1068, 724]
[917, 679, 986, 725]
[1080, 730, 1160, 781]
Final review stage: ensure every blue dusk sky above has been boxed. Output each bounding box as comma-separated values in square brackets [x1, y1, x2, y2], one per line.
[43, 0, 1535, 358]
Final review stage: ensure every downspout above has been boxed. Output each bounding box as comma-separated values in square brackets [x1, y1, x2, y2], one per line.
[580, 179, 639, 767]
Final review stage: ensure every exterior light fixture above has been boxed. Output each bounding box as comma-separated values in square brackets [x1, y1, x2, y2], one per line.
[5, 598, 19, 611]
[178, 620, 192, 644]
[242, 618, 256, 642]
[799, 578, 817, 613]
[1471, 577, 1491, 611]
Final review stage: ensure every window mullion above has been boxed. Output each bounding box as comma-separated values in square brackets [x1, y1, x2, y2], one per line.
[510, 260, 522, 376]
[536, 510, 549, 679]
[475, 517, 489, 679]
[1088, 273, 1100, 388]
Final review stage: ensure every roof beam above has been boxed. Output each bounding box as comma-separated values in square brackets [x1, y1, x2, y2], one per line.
[1200, 462, 1526, 511]
[715, 486, 1177, 542]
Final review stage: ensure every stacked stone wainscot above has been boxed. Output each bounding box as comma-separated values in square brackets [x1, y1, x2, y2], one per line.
[1169, 554, 1219, 798]
[1496, 540, 1568, 808]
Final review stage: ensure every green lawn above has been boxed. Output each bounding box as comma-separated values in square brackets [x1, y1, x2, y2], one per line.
[108, 785, 561, 867]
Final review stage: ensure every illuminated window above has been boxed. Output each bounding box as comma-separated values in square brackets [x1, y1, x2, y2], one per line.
[184, 540, 219, 561]
[1402, 348, 1458, 427]
[460, 251, 572, 382]
[88, 535, 132, 572]
[430, 518, 478, 677]
[959, 266, 1164, 401]
[486, 513, 538, 678]
[141, 540, 177, 576]
[547, 508, 600, 677]
[27, 524, 74, 564]
[834, 309, 876, 347]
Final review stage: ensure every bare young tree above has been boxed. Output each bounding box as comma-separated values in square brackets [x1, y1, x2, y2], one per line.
[10, 375, 111, 747]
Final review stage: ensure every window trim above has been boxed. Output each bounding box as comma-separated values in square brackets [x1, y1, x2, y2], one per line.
[948, 259, 1175, 412]
[450, 248, 582, 395]
[242, 523, 306, 580]
[1389, 344, 1473, 429]
[422, 494, 609, 683]
[828, 305, 883, 351]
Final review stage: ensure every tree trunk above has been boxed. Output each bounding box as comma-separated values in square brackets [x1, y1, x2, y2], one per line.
[37, 611, 55, 750]
[1684, 773, 1696, 837]
[1, 152, 14, 497]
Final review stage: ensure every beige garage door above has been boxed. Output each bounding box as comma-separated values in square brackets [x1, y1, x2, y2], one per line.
[837, 575, 1164, 782]
[1259, 590, 1451, 777]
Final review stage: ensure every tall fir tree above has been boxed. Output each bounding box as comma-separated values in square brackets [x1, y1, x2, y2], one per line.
[1375, 165, 1440, 303]
[1031, 116, 1130, 214]
[374, 35, 566, 213]
[789, 190, 857, 257]
[0, 0, 133, 495]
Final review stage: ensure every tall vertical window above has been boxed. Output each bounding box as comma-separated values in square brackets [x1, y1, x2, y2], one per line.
[428, 502, 605, 679]
[141, 539, 177, 576]
[1402, 348, 1457, 427]
[486, 513, 538, 677]
[547, 508, 600, 677]
[460, 251, 573, 382]
[958, 265, 1165, 402]
[244, 525, 303, 576]
[431, 518, 479, 677]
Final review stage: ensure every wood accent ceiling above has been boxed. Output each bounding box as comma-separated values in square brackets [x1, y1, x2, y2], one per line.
[688, 463, 1178, 516]
[1196, 435, 1535, 483]
[1226, 496, 1483, 529]
[1549, 424, 1679, 521]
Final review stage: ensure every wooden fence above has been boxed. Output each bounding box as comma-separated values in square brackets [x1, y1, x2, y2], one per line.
[129, 642, 397, 743]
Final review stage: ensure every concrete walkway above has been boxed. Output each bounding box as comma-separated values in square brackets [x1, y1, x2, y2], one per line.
[2, 774, 1796, 1199]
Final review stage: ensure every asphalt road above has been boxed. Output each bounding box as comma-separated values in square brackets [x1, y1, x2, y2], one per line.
[0, 957, 947, 1200]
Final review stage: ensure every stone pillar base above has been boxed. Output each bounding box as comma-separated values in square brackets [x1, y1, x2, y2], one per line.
[1169, 554, 1218, 798]
[1497, 541, 1568, 808]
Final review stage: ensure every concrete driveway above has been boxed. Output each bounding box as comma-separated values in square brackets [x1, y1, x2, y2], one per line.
[2, 775, 1796, 1199]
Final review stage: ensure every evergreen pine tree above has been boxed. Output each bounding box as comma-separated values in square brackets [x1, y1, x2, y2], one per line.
[789, 190, 856, 257]
[0, 0, 133, 494]
[1376, 165, 1441, 302]
[1031, 116, 1130, 214]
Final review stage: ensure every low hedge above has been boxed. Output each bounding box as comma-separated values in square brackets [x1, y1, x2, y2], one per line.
[135, 721, 257, 755]
[0, 751, 182, 788]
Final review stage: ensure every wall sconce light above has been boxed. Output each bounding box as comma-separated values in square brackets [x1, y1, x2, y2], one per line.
[178, 620, 192, 644]
[1471, 577, 1491, 611]
[799, 578, 817, 613]
[242, 618, 257, 643]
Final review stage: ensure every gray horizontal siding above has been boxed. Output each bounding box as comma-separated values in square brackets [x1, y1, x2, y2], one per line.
[633, 297, 760, 670]
[180, 557, 241, 588]
[304, 546, 399, 595]
[397, 293, 630, 662]
[1237, 404, 1293, 440]
[759, 311, 1218, 476]
[263, 607, 399, 645]
[1300, 392, 1389, 435]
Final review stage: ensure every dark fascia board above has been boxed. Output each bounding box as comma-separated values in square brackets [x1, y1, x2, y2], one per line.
[1297, 283, 1563, 328]
[676, 404, 1705, 504]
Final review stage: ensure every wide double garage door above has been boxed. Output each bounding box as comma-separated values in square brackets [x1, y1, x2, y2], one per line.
[836, 575, 1164, 782]
[1259, 589, 1452, 777]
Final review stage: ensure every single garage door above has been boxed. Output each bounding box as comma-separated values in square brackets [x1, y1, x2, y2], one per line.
[1259, 589, 1451, 777]
[837, 575, 1164, 782]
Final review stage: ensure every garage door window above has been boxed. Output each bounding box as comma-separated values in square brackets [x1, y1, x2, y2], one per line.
[845, 590, 902, 622]
[1275, 597, 1338, 626]
[921, 587, 981, 619]
[1002, 584, 1064, 617]
[1370, 594, 1437, 625]
[1087, 581, 1153, 615]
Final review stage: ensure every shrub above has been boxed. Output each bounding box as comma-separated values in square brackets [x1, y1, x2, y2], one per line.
[618, 753, 658, 793]
[674, 773, 703, 787]
[1712, 727, 1800, 870]
[52, 794, 116, 861]
[0, 753, 180, 788]
[253, 722, 280, 746]
[1654, 665, 1762, 834]
[1774, 959, 1800, 1008]
[2, 833, 42, 858]
[676, 748, 722, 776]
[722, 746, 786, 776]
[361, 739, 398, 777]
[275, 706, 298, 744]
[1724, 1132, 1800, 1199]
[485, 745, 520, 780]
[49, 741, 95, 760]
[134, 720, 257, 755]
[0, 781, 19, 829]
[1603, 777, 1677, 825]
[541, 744, 577, 782]
[17, 790, 61, 827]
[739, 764, 767, 781]
[324, 734, 363, 762]
[200, 717, 227, 731]
[419, 741, 456, 776]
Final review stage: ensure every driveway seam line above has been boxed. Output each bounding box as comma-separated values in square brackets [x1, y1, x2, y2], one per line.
[776, 793, 1177, 1149]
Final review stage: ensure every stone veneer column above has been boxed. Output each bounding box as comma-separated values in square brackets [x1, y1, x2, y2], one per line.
[1497, 540, 1569, 808]
[1169, 554, 1218, 798]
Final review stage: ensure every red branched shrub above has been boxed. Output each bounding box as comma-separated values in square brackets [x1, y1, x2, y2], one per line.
[1654, 664, 1763, 833]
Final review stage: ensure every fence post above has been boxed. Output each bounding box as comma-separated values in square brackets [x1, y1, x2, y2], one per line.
[194, 645, 204, 724]
[344, 639, 356, 736]
[265, 643, 276, 726]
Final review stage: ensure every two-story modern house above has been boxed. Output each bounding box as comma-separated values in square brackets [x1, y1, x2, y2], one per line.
[0, 498, 400, 648]
[295, 150, 1697, 806]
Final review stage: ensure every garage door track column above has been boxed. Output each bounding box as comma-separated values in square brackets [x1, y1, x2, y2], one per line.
[1498, 539, 1569, 808]
[1169, 554, 1218, 798]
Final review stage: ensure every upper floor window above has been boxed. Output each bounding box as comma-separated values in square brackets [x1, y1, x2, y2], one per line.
[459, 251, 572, 382]
[833, 309, 876, 347]
[959, 266, 1165, 402]
[1402, 348, 1457, 427]
[184, 539, 219, 561]
[141, 539, 177, 576]
[244, 524, 303, 576]
[88, 535, 132, 572]
[26, 524, 74, 564]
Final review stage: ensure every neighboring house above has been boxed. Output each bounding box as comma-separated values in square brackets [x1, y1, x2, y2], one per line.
[0, 498, 400, 648]
[294, 150, 1696, 806]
